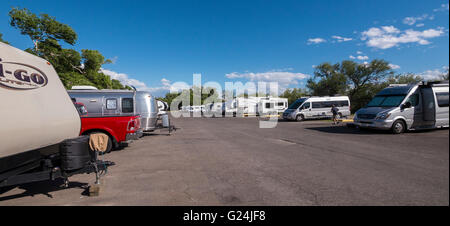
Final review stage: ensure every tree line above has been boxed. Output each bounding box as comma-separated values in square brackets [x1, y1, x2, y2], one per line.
[2, 8, 132, 90]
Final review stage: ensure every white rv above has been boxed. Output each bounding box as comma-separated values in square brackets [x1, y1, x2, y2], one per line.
[0, 42, 112, 188]
[354, 81, 449, 134]
[283, 96, 351, 121]
[258, 97, 289, 115]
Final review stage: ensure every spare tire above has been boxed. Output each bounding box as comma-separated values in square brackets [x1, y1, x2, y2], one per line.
[60, 136, 91, 171]
[89, 132, 113, 154]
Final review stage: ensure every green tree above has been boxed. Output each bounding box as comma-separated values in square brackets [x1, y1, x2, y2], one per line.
[0, 33, 9, 44]
[306, 63, 348, 96]
[280, 88, 308, 105]
[342, 60, 393, 112]
[8, 7, 131, 91]
[307, 60, 393, 112]
[9, 8, 77, 54]
[386, 73, 423, 84]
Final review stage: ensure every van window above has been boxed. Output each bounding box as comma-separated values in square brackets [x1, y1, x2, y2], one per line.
[407, 94, 419, 106]
[288, 98, 306, 109]
[302, 102, 310, 110]
[312, 102, 323, 108]
[367, 95, 406, 107]
[106, 98, 117, 110]
[436, 92, 449, 107]
[337, 101, 349, 107]
[122, 98, 134, 113]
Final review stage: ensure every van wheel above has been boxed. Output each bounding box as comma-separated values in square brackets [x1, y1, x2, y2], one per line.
[89, 132, 113, 154]
[296, 114, 305, 122]
[391, 120, 406, 134]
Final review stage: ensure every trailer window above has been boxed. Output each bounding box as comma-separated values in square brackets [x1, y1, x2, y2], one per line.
[277, 102, 284, 107]
[436, 92, 449, 107]
[122, 98, 134, 113]
[265, 103, 274, 109]
[106, 98, 117, 110]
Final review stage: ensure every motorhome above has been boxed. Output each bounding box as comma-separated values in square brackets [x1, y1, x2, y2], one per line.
[0, 42, 112, 188]
[353, 81, 449, 134]
[283, 96, 351, 121]
[68, 89, 158, 132]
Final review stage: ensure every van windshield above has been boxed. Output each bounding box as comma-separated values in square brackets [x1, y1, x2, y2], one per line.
[366, 95, 406, 107]
[288, 98, 306, 109]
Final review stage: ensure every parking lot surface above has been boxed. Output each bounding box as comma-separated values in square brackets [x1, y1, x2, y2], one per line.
[0, 117, 448, 206]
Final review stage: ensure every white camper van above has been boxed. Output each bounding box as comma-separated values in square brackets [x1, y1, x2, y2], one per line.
[0, 43, 112, 188]
[354, 81, 449, 134]
[283, 96, 351, 121]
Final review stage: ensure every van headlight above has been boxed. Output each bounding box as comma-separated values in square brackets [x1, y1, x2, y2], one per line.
[376, 112, 391, 120]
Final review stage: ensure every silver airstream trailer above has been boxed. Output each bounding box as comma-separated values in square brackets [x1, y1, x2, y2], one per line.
[68, 89, 159, 132]
[135, 91, 159, 131]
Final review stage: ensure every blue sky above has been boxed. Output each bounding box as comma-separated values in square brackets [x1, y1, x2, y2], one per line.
[1, 0, 449, 96]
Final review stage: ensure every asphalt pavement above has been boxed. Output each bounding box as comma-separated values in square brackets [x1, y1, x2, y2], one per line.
[0, 116, 448, 206]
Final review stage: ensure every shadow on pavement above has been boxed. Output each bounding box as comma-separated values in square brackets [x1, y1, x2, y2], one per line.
[306, 125, 448, 135]
[0, 178, 89, 202]
[306, 126, 392, 135]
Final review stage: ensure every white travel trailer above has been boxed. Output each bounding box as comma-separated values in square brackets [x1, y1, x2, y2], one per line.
[354, 81, 449, 134]
[258, 97, 289, 115]
[224, 97, 261, 116]
[0, 42, 112, 188]
[283, 96, 351, 121]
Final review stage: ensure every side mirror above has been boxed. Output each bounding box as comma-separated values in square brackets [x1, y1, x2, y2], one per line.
[401, 102, 412, 109]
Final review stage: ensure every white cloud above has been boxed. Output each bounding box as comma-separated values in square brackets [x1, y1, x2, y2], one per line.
[402, 14, 432, 26]
[388, 64, 401, 70]
[350, 55, 369, 61]
[101, 68, 150, 91]
[332, 35, 353, 42]
[307, 38, 326, 45]
[434, 3, 449, 12]
[356, 51, 363, 55]
[357, 55, 369, 60]
[419, 66, 449, 80]
[225, 70, 310, 90]
[416, 23, 425, 27]
[101, 68, 176, 96]
[361, 26, 444, 49]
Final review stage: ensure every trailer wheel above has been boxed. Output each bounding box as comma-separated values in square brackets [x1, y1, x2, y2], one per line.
[391, 120, 406, 134]
[89, 132, 113, 154]
[296, 114, 305, 122]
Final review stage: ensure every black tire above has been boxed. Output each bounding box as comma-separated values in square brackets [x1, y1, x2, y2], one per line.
[391, 120, 406, 134]
[296, 114, 305, 122]
[90, 132, 113, 154]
